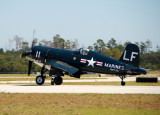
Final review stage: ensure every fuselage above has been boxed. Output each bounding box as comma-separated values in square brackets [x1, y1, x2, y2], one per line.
[30, 46, 146, 76]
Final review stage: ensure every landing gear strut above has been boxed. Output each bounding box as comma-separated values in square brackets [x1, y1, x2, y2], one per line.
[120, 75, 126, 86]
[36, 65, 47, 85]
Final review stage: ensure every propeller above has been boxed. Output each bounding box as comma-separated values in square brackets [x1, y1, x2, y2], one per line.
[21, 39, 37, 76]
[21, 29, 37, 76]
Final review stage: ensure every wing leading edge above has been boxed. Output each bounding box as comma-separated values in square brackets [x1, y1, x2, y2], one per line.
[27, 56, 79, 75]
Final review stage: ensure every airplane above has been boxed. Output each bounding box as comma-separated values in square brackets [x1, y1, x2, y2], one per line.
[21, 41, 147, 86]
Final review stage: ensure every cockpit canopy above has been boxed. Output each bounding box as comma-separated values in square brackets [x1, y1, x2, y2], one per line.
[74, 48, 90, 55]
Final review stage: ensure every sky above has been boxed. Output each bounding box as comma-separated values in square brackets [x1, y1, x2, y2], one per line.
[0, 0, 160, 51]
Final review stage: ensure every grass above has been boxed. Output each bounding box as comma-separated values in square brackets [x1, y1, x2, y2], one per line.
[0, 70, 160, 77]
[1, 80, 160, 86]
[1, 108, 159, 115]
[0, 71, 160, 114]
[0, 78, 35, 81]
[0, 74, 35, 77]
[0, 70, 160, 86]
[0, 77, 108, 81]
[0, 79, 160, 86]
[126, 70, 160, 77]
[0, 94, 159, 115]
[61, 81, 160, 86]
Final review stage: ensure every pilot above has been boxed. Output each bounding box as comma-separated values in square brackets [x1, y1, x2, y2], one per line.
[85, 49, 89, 55]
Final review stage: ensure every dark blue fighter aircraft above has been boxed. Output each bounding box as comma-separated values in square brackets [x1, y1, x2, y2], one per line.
[21, 42, 147, 86]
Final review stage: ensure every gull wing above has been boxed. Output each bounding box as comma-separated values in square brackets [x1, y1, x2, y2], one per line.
[46, 60, 79, 75]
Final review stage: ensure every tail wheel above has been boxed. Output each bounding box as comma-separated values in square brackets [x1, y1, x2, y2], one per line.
[120, 75, 126, 86]
[54, 76, 63, 85]
[36, 75, 45, 85]
[121, 81, 125, 86]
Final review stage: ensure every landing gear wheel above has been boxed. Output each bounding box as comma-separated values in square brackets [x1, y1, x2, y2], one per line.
[119, 75, 126, 86]
[36, 75, 45, 85]
[121, 81, 125, 86]
[51, 78, 54, 85]
[54, 76, 63, 85]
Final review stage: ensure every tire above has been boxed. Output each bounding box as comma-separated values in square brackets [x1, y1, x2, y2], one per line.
[121, 81, 125, 86]
[36, 75, 45, 85]
[54, 76, 63, 85]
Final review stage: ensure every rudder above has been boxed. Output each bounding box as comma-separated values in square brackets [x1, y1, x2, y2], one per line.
[120, 44, 139, 67]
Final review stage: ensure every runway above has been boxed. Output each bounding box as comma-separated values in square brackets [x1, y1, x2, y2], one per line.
[0, 84, 160, 94]
[0, 77, 159, 94]
[0, 77, 159, 84]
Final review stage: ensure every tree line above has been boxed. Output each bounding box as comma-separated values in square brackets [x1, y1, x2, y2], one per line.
[88, 38, 160, 70]
[8, 34, 79, 51]
[0, 34, 159, 73]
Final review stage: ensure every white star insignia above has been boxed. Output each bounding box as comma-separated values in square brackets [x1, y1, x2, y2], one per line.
[87, 57, 96, 67]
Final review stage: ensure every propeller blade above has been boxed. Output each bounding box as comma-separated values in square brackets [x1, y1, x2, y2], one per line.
[31, 39, 37, 49]
[28, 61, 32, 76]
[32, 29, 36, 48]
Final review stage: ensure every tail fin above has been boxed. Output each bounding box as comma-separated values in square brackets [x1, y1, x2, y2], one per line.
[120, 44, 139, 67]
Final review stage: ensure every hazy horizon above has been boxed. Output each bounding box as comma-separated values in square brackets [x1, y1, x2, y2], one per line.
[0, 0, 160, 51]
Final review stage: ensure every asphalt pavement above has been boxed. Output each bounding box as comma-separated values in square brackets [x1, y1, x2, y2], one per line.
[0, 85, 159, 94]
[0, 77, 159, 94]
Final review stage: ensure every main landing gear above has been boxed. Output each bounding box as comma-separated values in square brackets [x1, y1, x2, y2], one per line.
[35, 64, 63, 85]
[36, 75, 45, 85]
[36, 75, 63, 85]
[119, 75, 126, 86]
[51, 76, 63, 85]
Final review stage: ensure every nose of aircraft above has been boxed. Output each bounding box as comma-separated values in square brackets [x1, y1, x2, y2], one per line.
[20, 50, 32, 58]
